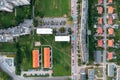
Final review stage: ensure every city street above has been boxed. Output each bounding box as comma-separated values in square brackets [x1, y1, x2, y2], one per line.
[71, 0, 78, 79]
[103, 0, 107, 79]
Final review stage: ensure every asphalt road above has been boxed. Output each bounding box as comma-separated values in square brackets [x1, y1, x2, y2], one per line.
[103, 0, 107, 79]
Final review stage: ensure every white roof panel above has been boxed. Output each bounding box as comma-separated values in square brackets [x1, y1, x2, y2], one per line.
[36, 28, 53, 34]
[55, 36, 70, 42]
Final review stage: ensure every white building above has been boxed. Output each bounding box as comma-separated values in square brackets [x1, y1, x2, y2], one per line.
[55, 36, 70, 42]
[37, 28, 53, 34]
[0, 0, 30, 12]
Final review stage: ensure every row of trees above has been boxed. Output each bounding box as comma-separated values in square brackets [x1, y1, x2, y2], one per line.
[15, 42, 22, 75]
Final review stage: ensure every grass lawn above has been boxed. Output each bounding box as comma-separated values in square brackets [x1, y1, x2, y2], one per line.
[17, 35, 33, 71]
[0, 12, 16, 28]
[35, 0, 71, 17]
[0, 5, 31, 29]
[0, 42, 17, 52]
[95, 68, 103, 78]
[34, 34, 71, 76]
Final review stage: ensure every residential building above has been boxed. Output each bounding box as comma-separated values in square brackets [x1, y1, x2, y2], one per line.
[88, 69, 95, 80]
[98, 0, 103, 4]
[108, 16, 113, 25]
[108, 39, 114, 47]
[108, 0, 113, 3]
[97, 27, 103, 35]
[108, 6, 114, 14]
[95, 50, 102, 64]
[44, 48, 51, 68]
[32, 50, 39, 68]
[108, 27, 114, 35]
[98, 39, 103, 47]
[0, 0, 30, 12]
[80, 73, 86, 80]
[107, 52, 113, 60]
[108, 64, 115, 77]
[98, 17, 103, 25]
[0, 19, 33, 42]
[97, 6, 103, 14]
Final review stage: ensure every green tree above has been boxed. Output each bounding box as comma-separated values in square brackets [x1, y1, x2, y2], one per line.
[59, 27, 66, 33]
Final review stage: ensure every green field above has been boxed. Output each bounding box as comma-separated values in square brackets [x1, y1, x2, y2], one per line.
[34, 34, 71, 76]
[35, 0, 71, 17]
[0, 33, 71, 76]
[0, 6, 31, 29]
[0, 42, 17, 52]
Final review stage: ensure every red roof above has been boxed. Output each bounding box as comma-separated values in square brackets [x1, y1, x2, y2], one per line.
[98, 17, 103, 25]
[98, 0, 103, 4]
[108, 16, 113, 25]
[108, 28, 114, 35]
[108, 6, 114, 14]
[97, 7, 103, 14]
[98, 40, 103, 47]
[44, 48, 51, 68]
[108, 39, 114, 47]
[108, 0, 113, 3]
[32, 50, 39, 68]
[97, 27, 103, 34]
[107, 52, 113, 60]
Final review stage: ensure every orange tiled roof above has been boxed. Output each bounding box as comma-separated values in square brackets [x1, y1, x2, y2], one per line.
[44, 48, 50, 68]
[108, 6, 114, 14]
[108, 39, 114, 47]
[108, 0, 113, 3]
[32, 50, 39, 68]
[97, 7, 103, 14]
[97, 27, 103, 34]
[98, 40, 103, 47]
[98, 0, 103, 4]
[107, 52, 113, 60]
[98, 17, 103, 25]
[108, 28, 114, 35]
[108, 16, 113, 25]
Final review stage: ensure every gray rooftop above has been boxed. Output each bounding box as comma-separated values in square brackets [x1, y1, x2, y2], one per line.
[108, 64, 115, 77]
[80, 73, 86, 80]
[88, 69, 95, 80]
[95, 50, 102, 64]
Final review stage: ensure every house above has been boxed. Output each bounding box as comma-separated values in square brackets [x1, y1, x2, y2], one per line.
[88, 69, 95, 80]
[98, 39, 103, 47]
[98, 0, 103, 4]
[108, 6, 114, 14]
[108, 27, 114, 35]
[108, 16, 113, 25]
[108, 64, 115, 77]
[97, 6, 103, 14]
[107, 52, 113, 60]
[108, 39, 114, 47]
[97, 27, 103, 35]
[95, 50, 102, 64]
[98, 17, 103, 25]
[108, 0, 113, 3]
[80, 73, 86, 80]
[32, 50, 39, 68]
[44, 48, 51, 68]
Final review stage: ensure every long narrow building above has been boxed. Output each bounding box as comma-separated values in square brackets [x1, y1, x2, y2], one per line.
[44, 48, 51, 68]
[0, 0, 30, 12]
[32, 50, 39, 68]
